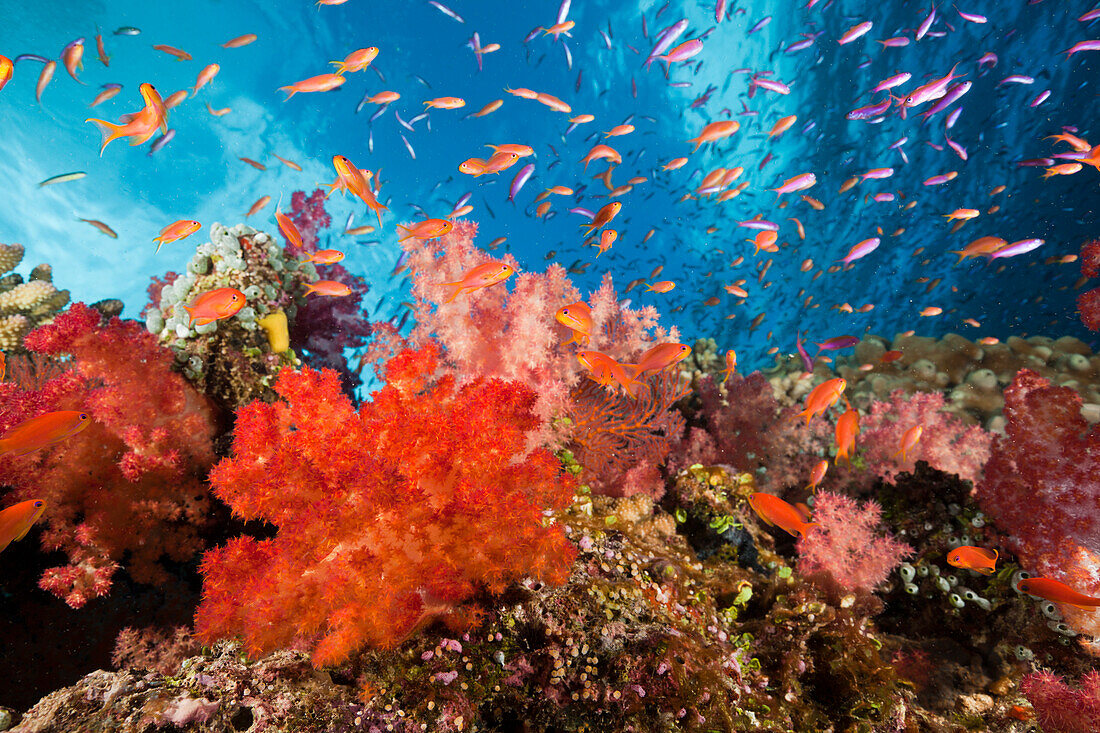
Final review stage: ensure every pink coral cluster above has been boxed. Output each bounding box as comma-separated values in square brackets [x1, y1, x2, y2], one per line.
[975, 369, 1100, 649]
[1020, 669, 1100, 733]
[0, 304, 217, 607]
[856, 389, 992, 488]
[796, 491, 913, 600]
[196, 343, 577, 666]
[1077, 238, 1100, 331]
[282, 189, 373, 394]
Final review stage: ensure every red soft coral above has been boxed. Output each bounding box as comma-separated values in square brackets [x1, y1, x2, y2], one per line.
[1020, 670, 1100, 733]
[195, 343, 577, 667]
[857, 389, 992, 488]
[975, 369, 1100, 649]
[1, 304, 217, 607]
[796, 490, 913, 601]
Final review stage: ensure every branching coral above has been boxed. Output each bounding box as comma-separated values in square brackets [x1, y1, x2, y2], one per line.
[1020, 669, 1100, 733]
[0, 304, 217, 607]
[566, 370, 689, 500]
[195, 343, 577, 667]
[796, 491, 913, 601]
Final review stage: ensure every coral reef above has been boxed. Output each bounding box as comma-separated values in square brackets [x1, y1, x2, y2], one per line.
[975, 368, 1100, 649]
[281, 189, 373, 396]
[1020, 669, 1100, 733]
[0, 304, 217, 607]
[144, 222, 313, 409]
[195, 344, 577, 667]
[0, 243, 70, 351]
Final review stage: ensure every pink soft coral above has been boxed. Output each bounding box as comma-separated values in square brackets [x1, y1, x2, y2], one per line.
[1020, 670, 1100, 733]
[796, 490, 913, 600]
[857, 389, 992, 487]
[195, 343, 577, 667]
[0, 304, 217, 607]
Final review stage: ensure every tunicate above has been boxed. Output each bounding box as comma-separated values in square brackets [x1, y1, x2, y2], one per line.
[948, 593, 965, 608]
[899, 564, 915, 583]
[243, 285, 264, 301]
[929, 565, 941, 576]
[175, 323, 191, 339]
[145, 310, 164, 334]
[188, 356, 203, 372]
[1048, 621, 1077, 637]
[935, 576, 951, 592]
[1014, 645, 1034, 660]
[973, 597, 991, 612]
[1040, 601, 1062, 620]
[917, 565, 930, 578]
[945, 575, 958, 587]
[187, 257, 210, 275]
[236, 306, 256, 322]
[904, 583, 919, 595]
[195, 321, 218, 335]
[961, 589, 980, 602]
[1011, 570, 1031, 593]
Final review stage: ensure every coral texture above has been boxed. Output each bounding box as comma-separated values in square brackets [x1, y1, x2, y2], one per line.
[282, 189, 373, 395]
[0, 304, 217, 607]
[857, 389, 992, 487]
[144, 222, 314, 408]
[975, 368, 1100, 647]
[195, 343, 577, 667]
[1020, 670, 1100, 733]
[400, 221, 681, 445]
[796, 490, 913, 600]
[0, 243, 71, 351]
[566, 369, 689, 499]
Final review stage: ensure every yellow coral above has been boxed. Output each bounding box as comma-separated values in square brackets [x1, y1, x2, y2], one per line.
[0, 281, 57, 314]
[0, 244, 25, 275]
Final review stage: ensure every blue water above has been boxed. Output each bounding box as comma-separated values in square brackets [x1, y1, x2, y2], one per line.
[1, 0, 1098, 372]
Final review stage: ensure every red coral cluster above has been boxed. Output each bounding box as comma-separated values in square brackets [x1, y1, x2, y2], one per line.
[0, 304, 217, 607]
[282, 189, 373, 394]
[1020, 670, 1100, 733]
[1077, 238, 1100, 331]
[195, 343, 577, 667]
[796, 491, 912, 600]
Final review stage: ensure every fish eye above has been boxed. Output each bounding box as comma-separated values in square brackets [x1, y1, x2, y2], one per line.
[561, 308, 569, 315]
[34, 500, 43, 508]
[79, 413, 88, 420]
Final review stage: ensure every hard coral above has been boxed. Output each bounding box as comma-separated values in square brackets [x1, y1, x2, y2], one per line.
[975, 368, 1100, 647]
[796, 490, 913, 601]
[0, 304, 217, 607]
[195, 343, 577, 667]
[0, 243, 71, 351]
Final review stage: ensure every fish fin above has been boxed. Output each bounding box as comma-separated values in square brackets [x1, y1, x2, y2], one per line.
[278, 86, 296, 101]
[85, 117, 126, 156]
[441, 282, 465, 303]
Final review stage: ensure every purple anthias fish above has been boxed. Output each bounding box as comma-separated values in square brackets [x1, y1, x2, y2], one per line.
[841, 238, 880, 265]
[990, 239, 1045, 259]
[148, 129, 175, 155]
[739, 220, 779, 231]
[509, 163, 535, 203]
[796, 333, 814, 372]
[569, 207, 595, 219]
[642, 19, 688, 70]
[815, 335, 859, 352]
[847, 97, 892, 120]
[921, 80, 971, 119]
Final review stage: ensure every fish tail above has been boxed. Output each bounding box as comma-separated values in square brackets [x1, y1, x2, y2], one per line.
[278, 86, 296, 101]
[85, 117, 126, 156]
[441, 281, 465, 303]
[396, 224, 413, 242]
[330, 61, 347, 75]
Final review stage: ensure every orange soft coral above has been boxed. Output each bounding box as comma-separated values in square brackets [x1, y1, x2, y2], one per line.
[195, 342, 577, 667]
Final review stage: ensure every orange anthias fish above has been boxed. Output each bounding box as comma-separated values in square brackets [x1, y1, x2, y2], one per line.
[748, 492, 818, 539]
[301, 249, 345, 265]
[687, 120, 739, 152]
[330, 46, 378, 75]
[279, 73, 345, 100]
[61, 38, 86, 84]
[85, 82, 167, 154]
[806, 459, 828, 492]
[331, 155, 388, 227]
[191, 63, 220, 95]
[397, 219, 453, 242]
[275, 209, 303, 249]
[576, 351, 636, 394]
[440, 261, 515, 303]
[796, 378, 846, 424]
[595, 229, 618, 257]
[0, 411, 90, 457]
[555, 301, 593, 346]
[222, 33, 258, 48]
[579, 144, 622, 169]
[0, 499, 46, 554]
[306, 280, 353, 297]
[152, 44, 192, 60]
[718, 349, 737, 383]
[1017, 577, 1100, 609]
[0, 55, 12, 92]
[154, 219, 201, 253]
[629, 343, 692, 378]
[182, 288, 246, 325]
[894, 425, 923, 462]
[581, 202, 622, 235]
[207, 104, 234, 116]
[946, 546, 998, 575]
[834, 408, 860, 465]
[646, 280, 676, 293]
[424, 96, 466, 109]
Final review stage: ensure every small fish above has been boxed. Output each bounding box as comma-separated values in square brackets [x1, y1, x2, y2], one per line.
[191, 63, 220, 95]
[555, 301, 593, 346]
[838, 20, 873, 45]
[894, 425, 923, 461]
[279, 73, 345, 100]
[397, 218, 453, 242]
[646, 280, 676, 293]
[95, 28, 110, 66]
[806, 459, 828, 492]
[0, 411, 90, 458]
[182, 287, 247, 325]
[39, 171, 86, 187]
[152, 44, 192, 60]
[835, 408, 860, 465]
[301, 249, 345, 265]
[206, 103, 232, 116]
[429, 0, 466, 23]
[946, 546, 998, 575]
[0, 55, 12, 92]
[273, 154, 301, 171]
[246, 195, 272, 217]
[440, 261, 515, 302]
[797, 378, 846, 424]
[61, 38, 86, 84]
[113, 26, 141, 35]
[154, 219, 201, 253]
[239, 157, 266, 171]
[628, 343, 691, 379]
[1017, 577, 1100, 609]
[36, 60, 56, 104]
[748, 493, 817, 539]
[424, 96, 466, 109]
[815, 335, 859, 352]
[305, 280, 353, 297]
[148, 129, 175, 155]
[222, 33, 258, 48]
[0, 499, 46, 554]
[79, 218, 118, 238]
[89, 83, 123, 107]
[718, 349, 737, 383]
[840, 238, 880, 266]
